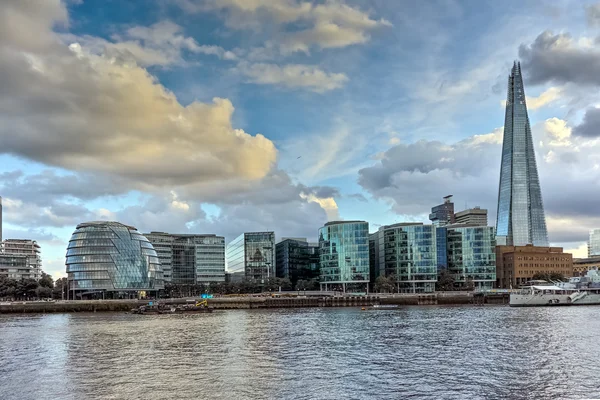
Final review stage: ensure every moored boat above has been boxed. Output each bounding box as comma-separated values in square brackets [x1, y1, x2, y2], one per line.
[510, 284, 600, 307]
[131, 300, 213, 314]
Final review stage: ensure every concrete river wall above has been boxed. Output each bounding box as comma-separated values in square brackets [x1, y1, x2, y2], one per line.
[0, 292, 509, 313]
[0, 292, 508, 314]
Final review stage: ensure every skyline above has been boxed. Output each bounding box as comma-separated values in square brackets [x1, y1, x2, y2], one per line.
[2, 0, 600, 279]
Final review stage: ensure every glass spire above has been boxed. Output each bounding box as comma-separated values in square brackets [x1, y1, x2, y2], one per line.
[496, 62, 549, 247]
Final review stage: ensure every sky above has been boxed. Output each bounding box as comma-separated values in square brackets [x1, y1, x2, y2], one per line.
[2, 0, 600, 279]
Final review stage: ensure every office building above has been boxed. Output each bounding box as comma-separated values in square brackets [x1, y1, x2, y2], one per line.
[66, 221, 164, 299]
[445, 225, 496, 290]
[496, 245, 572, 288]
[145, 232, 225, 285]
[275, 238, 319, 287]
[372, 223, 437, 293]
[2, 239, 42, 280]
[429, 195, 455, 227]
[226, 232, 275, 283]
[319, 221, 369, 292]
[589, 229, 600, 257]
[454, 207, 488, 226]
[496, 62, 549, 246]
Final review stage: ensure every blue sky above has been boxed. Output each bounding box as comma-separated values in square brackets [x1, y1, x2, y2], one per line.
[2, 0, 600, 278]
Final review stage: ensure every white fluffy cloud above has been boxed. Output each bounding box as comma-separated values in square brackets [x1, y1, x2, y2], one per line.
[180, 0, 390, 54]
[0, 1, 277, 189]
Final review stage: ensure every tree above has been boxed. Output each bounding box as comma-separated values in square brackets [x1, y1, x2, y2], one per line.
[36, 286, 52, 299]
[38, 272, 54, 289]
[374, 275, 396, 293]
[53, 277, 68, 300]
[436, 269, 455, 292]
[16, 278, 39, 300]
[0, 276, 18, 300]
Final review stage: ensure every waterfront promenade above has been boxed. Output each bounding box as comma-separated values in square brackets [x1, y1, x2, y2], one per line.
[0, 291, 509, 313]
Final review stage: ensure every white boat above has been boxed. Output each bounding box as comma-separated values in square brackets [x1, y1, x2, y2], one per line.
[510, 284, 600, 307]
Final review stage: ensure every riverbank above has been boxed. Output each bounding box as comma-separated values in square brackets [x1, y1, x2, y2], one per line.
[0, 292, 509, 313]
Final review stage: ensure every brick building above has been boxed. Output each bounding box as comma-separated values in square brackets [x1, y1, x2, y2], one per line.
[496, 245, 573, 288]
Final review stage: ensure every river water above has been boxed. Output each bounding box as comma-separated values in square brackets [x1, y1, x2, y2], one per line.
[1, 306, 599, 400]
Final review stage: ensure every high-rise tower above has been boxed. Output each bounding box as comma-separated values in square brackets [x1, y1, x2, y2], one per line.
[496, 62, 548, 246]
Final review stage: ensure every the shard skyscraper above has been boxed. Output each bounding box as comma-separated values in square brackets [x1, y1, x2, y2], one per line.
[496, 62, 549, 247]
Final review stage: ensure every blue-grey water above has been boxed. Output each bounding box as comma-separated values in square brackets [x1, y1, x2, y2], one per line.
[1, 306, 600, 400]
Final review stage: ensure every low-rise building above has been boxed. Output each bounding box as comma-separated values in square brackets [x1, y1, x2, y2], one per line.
[445, 224, 496, 290]
[372, 223, 437, 293]
[226, 232, 275, 284]
[275, 238, 319, 287]
[319, 221, 369, 292]
[145, 232, 225, 285]
[496, 245, 573, 288]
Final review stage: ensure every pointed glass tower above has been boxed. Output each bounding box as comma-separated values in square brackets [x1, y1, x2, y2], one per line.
[496, 62, 549, 247]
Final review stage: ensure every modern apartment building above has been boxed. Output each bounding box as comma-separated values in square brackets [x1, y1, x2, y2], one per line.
[372, 223, 437, 293]
[445, 224, 496, 290]
[226, 232, 275, 283]
[145, 232, 225, 285]
[319, 221, 369, 292]
[496, 245, 573, 288]
[275, 238, 319, 287]
[2, 239, 42, 280]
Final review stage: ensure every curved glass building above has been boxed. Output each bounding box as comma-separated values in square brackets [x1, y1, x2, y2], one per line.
[66, 221, 164, 299]
[318, 221, 369, 293]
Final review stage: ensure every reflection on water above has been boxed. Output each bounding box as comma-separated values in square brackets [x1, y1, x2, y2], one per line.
[1, 306, 600, 400]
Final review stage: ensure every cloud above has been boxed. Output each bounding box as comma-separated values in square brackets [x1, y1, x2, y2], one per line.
[0, 2, 277, 190]
[519, 31, 600, 86]
[180, 0, 390, 54]
[573, 107, 600, 137]
[564, 242, 588, 258]
[587, 3, 600, 27]
[66, 20, 237, 67]
[526, 87, 562, 110]
[236, 62, 348, 92]
[0, 170, 128, 205]
[358, 120, 600, 243]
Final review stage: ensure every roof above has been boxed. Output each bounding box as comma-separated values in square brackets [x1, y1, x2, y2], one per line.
[324, 220, 367, 227]
[76, 221, 137, 230]
[531, 285, 566, 291]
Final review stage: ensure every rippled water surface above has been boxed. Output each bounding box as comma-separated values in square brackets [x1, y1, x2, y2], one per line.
[1, 306, 600, 400]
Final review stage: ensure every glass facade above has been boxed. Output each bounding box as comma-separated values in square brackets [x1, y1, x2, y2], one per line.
[275, 238, 319, 287]
[319, 221, 369, 292]
[225, 232, 275, 283]
[375, 223, 437, 293]
[66, 221, 164, 298]
[589, 229, 600, 257]
[496, 62, 548, 247]
[145, 232, 225, 285]
[445, 226, 496, 290]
